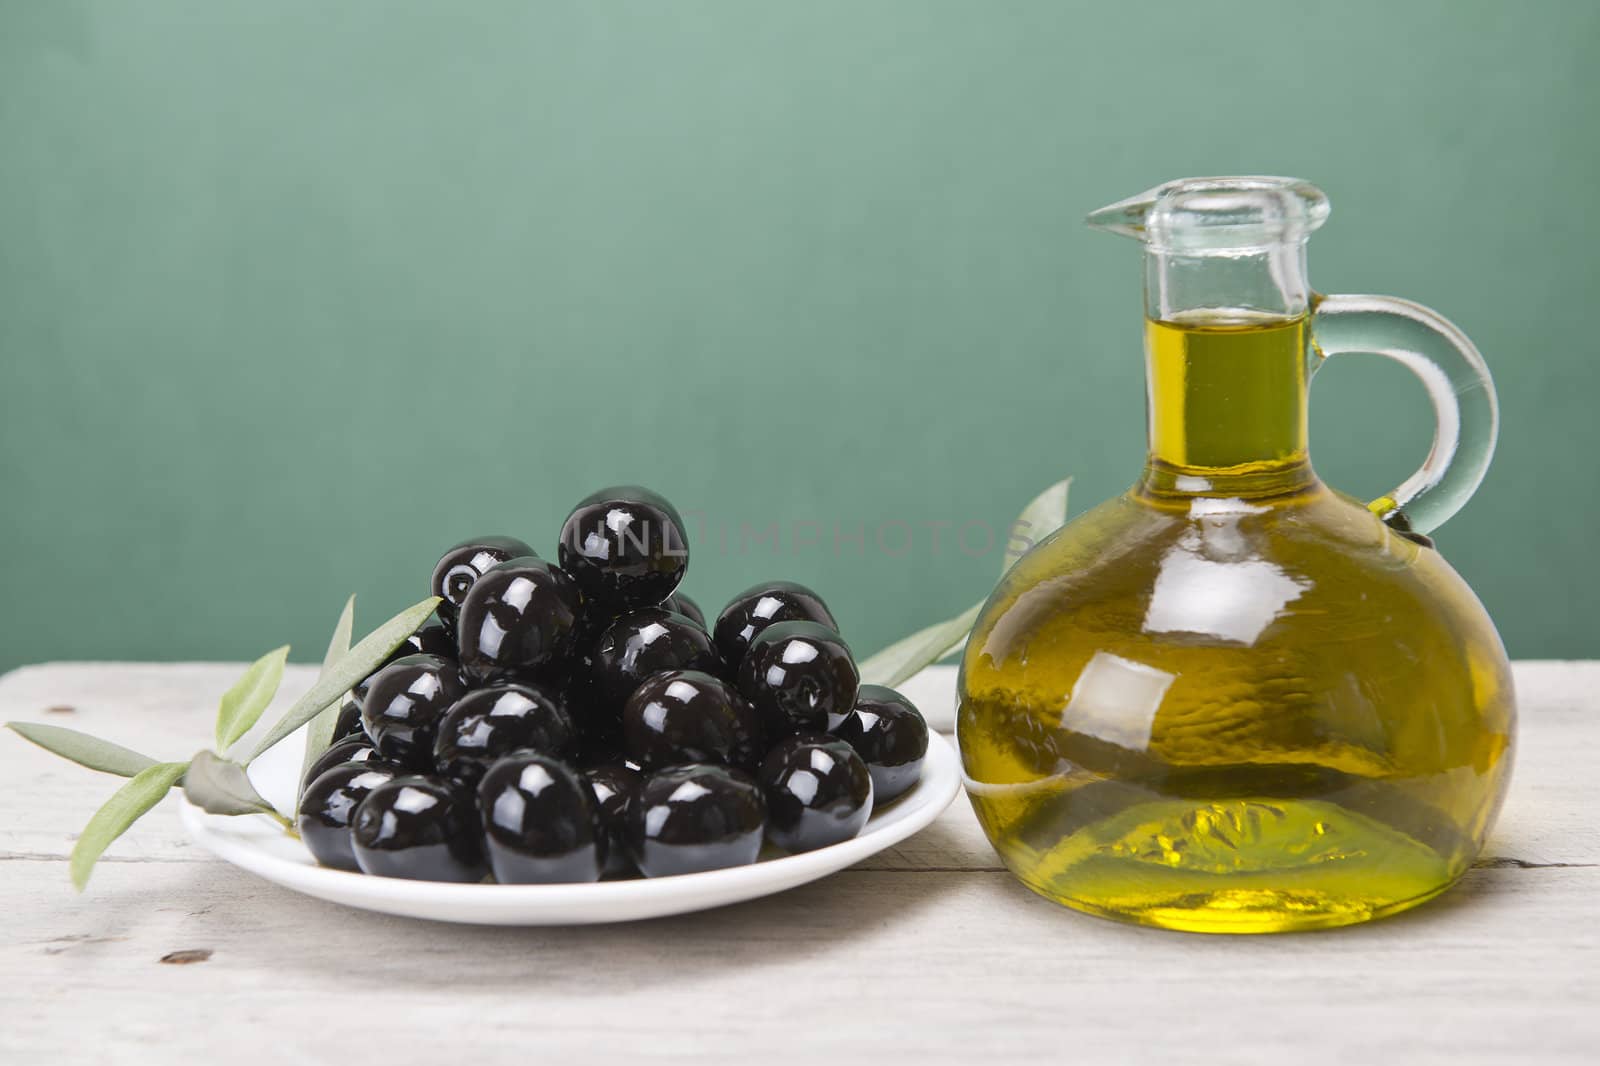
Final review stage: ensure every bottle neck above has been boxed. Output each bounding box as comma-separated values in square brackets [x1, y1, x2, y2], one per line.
[1134, 235, 1318, 501]
[1138, 309, 1316, 500]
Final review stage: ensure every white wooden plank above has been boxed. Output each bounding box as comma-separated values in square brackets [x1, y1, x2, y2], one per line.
[0, 858, 1594, 1065]
[0, 661, 1596, 1065]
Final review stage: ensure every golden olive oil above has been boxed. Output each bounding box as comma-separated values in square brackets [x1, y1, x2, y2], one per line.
[958, 312, 1515, 933]
[1146, 313, 1308, 473]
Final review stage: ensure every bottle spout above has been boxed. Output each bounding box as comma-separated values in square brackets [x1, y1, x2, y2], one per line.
[1086, 176, 1329, 253]
[1085, 190, 1161, 241]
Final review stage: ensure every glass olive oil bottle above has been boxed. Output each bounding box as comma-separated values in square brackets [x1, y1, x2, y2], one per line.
[957, 178, 1514, 933]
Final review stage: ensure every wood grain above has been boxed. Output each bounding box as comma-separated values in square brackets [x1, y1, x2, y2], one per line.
[1, 662, 1595, 1065]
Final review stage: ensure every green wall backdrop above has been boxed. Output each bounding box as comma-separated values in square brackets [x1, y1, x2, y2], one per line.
[2, 0, 1596, 671]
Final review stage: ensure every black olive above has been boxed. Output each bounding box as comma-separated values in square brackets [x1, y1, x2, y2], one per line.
[430, 536, 538, 633]
[352, 672, 377, 710]
[359, 654, 468, 771]
[626, 764, 766, 877]
[352, 620, 456, 707]
[456, 557, 582, 683]
[558, 486, 689, 613]
[578, 748, 640, 773]
[332, 698, 365, 742]
[302, 735, 385, 789]
[505, 641, 617, 759]
[298, 762, 401, 872]
[591, 607, 722, 712]
[830, 684, 929, 804]
[547, 653, 621, 758]
[736, 621, 859, 738]
[584, 762, 641, 876]
[759, 734, 873, 853]
[400, 620, 456, 660]
[576, 715, 625, 764]
[712, 581, 837, 670]
[622, 669, 764, 771]
[477, 753, 602, 884]
[663, 592, 707, 630]
[433, 684, 577, 791]
[350, 775, 485, 882]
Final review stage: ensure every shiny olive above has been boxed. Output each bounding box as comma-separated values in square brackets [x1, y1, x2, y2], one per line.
[431, 536, 538, 632]
[302, 736, 386, 789]
[622, 669, 764, 771]
[592, 607, 722, 712]
[433, 684, 577, 791]
[558, 486, 689, 612]
[299, 762, 401, 872]
[548, 652, 622, 758]
[579, 749, 641, 773]
[664, 592, 706, 630]
[584, 762, 641, 876]
[351, 775, 486, 882]
[759, 735, 873, 853]
[507, 640, 617, 759]
[456, 557, 582, 683]
[831, 684, 929, 804]
[332, 698, 365, 742]
[478, 753, 603, 884]
[626, 764, 766, 877]
[401, 620, 457, 659]
[359, 654, 469, 771]
[576, 707, 624, 763]
[571, 593, 633, 640]
[351, 620, 456, 708]
[712, 581, 837, 669]
[736, 621, 859, 738]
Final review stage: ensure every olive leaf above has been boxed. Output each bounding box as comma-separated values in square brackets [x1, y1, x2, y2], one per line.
[70, 761, 189, 891]
[184, 750, 278, 818]
[297, 595, 356, 806]
[10, 593, 435, 895]
[860, 603, 983, 689]
[215, 645, 290, 752]
[5, 722, 158, 778]
[859, 477, 1073, 689]
[240, 597, 439, 764]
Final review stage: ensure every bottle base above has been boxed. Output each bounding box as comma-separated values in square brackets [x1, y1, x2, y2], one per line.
[1020, 876, 1458, 934]
[980, 794, 1471, 934]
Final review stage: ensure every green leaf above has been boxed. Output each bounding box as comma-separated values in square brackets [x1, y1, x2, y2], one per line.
[215, 645, 290, 752]
[297, 595, 357, 808]
[860, 602, 983, 690]
[184, 750, 277, 817]
[1001, 476, 1072, 576]
[241, 597, 439, 764]
[70, 761, 189, 891]
[6, 722, 159, 778]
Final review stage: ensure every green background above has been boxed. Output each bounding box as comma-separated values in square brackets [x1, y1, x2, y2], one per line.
[2, 0, 1596, 672]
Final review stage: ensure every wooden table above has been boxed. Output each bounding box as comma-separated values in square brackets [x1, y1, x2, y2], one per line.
[2, 661, 1595, 1064]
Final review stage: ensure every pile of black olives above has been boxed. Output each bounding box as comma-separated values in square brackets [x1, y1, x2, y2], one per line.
[297, 486, 930, 884]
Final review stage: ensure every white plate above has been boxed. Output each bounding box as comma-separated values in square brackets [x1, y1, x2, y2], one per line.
[179, 722, 961, 925]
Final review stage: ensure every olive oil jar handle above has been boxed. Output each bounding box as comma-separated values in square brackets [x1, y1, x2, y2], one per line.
[1309, 294, 1499, 536]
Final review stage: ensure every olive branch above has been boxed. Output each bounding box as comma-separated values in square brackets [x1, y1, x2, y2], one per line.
[5, 597, 439, 889]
